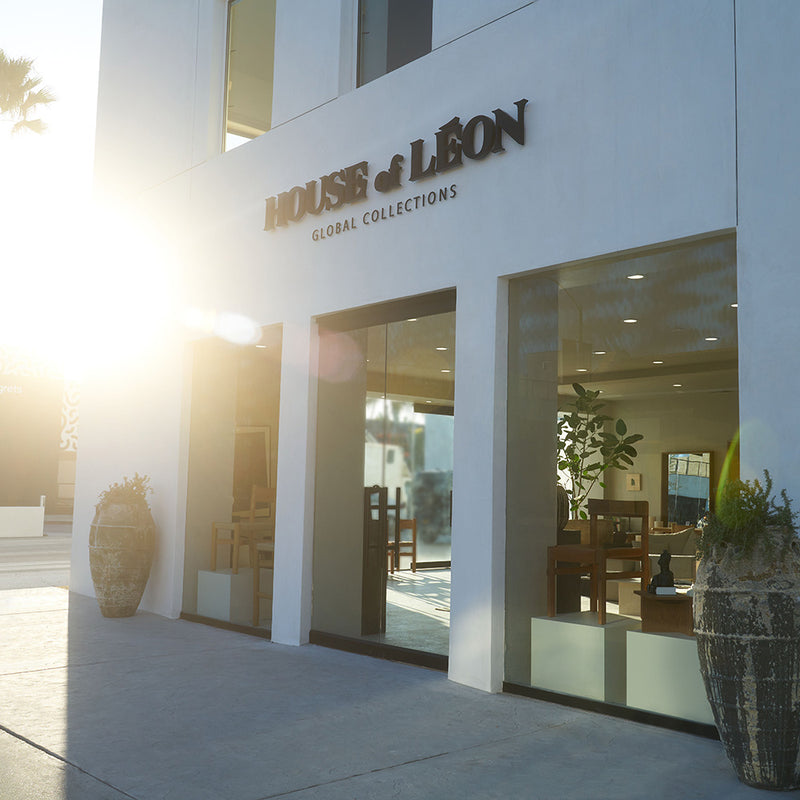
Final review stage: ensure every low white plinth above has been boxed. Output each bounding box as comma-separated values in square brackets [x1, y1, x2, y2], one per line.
[197, 568, 253, 625]
[531, 612, 640, 704]
[0, 497, 45, 538]
[626, 630, 714, 724]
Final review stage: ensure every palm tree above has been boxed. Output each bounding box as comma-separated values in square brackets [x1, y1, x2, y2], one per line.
[0, 49, 55, 134]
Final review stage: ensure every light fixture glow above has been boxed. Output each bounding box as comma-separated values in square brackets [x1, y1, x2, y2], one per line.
[593, 350, 606, 355]
[627, 274, 645, 280]
[576, 368, 588, 373]
[435, 346, 448, 351]
[731, 303, 738, 309]
[440, 369, 451, 373]
[623, 318, 638, 324]
[673, 383, 682, 388]
[256, 344, 267, 349]
[406, 318, 417, 322]
[705, 336, 719, 342]
[652, 360, 664, 364]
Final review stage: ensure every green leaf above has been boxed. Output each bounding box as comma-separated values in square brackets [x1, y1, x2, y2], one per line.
[615, 419, 627, 436]
[573, 383, 586, 396]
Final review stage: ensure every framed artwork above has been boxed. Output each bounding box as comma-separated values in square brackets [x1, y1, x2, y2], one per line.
[626, 473, 641, 492]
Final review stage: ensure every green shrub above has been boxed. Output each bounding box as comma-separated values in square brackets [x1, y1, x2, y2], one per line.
[97, 473, 152, 508]
[698, 470, 797, 557]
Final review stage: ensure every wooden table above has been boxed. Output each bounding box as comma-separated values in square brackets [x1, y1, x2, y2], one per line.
[635, 590, 694, 636]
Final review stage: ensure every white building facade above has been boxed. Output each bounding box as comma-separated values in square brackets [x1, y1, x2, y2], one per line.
[75, 0, 800, 725]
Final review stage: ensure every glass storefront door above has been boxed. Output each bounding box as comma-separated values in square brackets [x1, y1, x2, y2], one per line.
[313, 299, 454, 657]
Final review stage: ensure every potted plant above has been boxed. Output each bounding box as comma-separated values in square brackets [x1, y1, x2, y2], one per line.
[89, 473, 156, 618]
[694, 470, 800, 789]
[557, 383, 644, 539]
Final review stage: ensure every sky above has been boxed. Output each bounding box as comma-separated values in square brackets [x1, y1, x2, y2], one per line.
[1, 1, 105, 373]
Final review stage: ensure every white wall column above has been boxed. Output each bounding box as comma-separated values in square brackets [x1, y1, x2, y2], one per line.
[735, 0, 800, 504]
[270, 319, 318, 645]
[448, 278, 508, 692]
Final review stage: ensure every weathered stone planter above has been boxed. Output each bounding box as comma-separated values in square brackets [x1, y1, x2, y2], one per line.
[89, 501, 155, 618]
[694, 529, 800, 790]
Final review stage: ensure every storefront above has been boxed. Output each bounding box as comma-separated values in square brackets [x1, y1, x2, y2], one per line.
[74, 0, 800, 729]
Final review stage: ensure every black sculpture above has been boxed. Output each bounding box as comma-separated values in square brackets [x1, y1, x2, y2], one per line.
[647, 549, 675, 593]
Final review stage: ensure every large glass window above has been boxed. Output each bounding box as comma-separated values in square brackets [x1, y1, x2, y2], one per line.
[358, 0, 432, 87]
[183, 326, 282, 632]
[224, 0, 276, 151]
[506, 235, 738, 725]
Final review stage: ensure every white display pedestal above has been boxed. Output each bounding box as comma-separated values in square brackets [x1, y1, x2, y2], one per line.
[626, 630, 714, 724]
[0, 496, 45, 538]
[531, 612, 640, 704]
[197, 568, 254, 625]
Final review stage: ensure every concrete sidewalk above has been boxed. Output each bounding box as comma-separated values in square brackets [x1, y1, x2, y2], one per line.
[0, 587, 777, 799]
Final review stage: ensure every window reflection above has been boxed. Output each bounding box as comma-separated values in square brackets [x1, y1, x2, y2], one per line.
[358, 0, 433, 87]
[225, 0, 276, 151]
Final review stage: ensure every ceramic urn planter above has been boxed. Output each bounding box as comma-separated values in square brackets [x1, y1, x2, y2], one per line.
[694, 529, 800, 790]
[89, 500, 155, 618]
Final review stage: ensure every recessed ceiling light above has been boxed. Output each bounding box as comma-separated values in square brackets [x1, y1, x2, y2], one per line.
[256, 345, 267, 349]
[673, 383, 682, 388]
[730, 303, 738, 309]
[425, 400, 432, 404]
[623, 318, 638, 324]
[705, 337, 719, 342]
[593, 350, 606, 355]
[440, 369, 451, 373]
[627, 274, 645, 280]
[652, 360, 664, 365]
[576, 368, 588, 373]
[407, 318, 417, 322]
[435, 346, 448, 351]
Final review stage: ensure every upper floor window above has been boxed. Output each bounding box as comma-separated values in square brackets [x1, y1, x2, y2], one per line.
[357, 0, 432, 87]
[224, 0, 276, 151]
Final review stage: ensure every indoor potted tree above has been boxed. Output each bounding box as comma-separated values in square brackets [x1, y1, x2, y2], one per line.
[694, 470, 800, 789]
[89, 473, 156, 618]
[557, 383, 644, 541]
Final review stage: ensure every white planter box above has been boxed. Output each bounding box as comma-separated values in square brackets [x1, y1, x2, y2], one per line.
[0, 496, 45, 538]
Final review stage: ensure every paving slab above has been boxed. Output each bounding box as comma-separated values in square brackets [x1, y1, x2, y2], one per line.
[0, 588, 782, 799]
[0, 729, 132, 800]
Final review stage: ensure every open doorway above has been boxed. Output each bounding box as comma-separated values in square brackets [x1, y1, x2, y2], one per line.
[312, 293, 454, 659]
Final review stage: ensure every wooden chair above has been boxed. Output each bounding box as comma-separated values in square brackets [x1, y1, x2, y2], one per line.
[388, 518, 417, 573]
[547, 498, 649, 625]
[210, 485, 276, 574]
[251, 535, 274, 627]
[546, 538, 600, 619]
[590, 498, 650, 625]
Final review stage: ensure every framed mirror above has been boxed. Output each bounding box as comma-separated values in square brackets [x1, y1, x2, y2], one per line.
[661, 451, 713, 526]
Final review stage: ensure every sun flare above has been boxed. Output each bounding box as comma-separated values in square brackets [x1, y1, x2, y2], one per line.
[1, 202, 177, 380]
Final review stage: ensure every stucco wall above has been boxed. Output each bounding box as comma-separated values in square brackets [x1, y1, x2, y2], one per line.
[83, 0, 746, 691]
